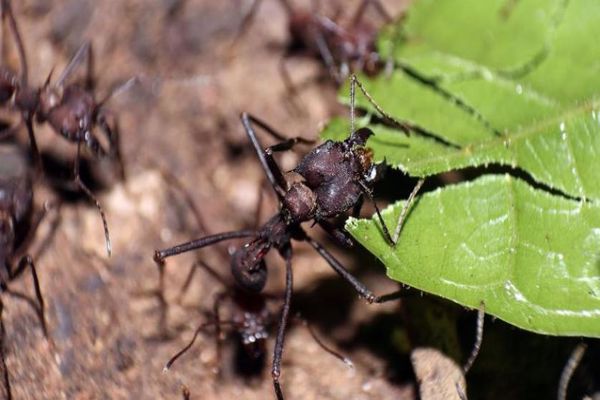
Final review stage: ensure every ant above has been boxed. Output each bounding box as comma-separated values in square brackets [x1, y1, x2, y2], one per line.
[0, 0, 127, 257]
[0, 143, 54, 400]
[154, 75, 423, 399]
[234, 0, 398, 88]
[164, 260, 352, 383]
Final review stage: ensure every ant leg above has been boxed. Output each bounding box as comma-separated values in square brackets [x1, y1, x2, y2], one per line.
[9, 255, 47, 337]
[304, 235, 376, 301]
[241, 114, 312, 197]
[154, 230, 255, 335]
[241, 113, 286, 198]
[98, 76, 140, 107]
[154, 230, 257, 262]
[463, 302, 484, 374]
[357, 179, 394, 245]
[176, 263, 198, 304]
[74, 140, 112, 257]
[163, 320, 216, 371]
[24, 117, 42, 174]
[304, 234, 405, 303]
[97, 112, 126, 181]
[392, 178, 424, 245]
[178, 260, 231, 302]
[56, 41, 90, 88]
[154, 166, 208, 235]
[314, 31, 342, 84]
[272, 247, 293, 400]
[557, 343, 587, 400]
[0, 298, 11, 400]
[317, 219, 354, 248]
[278, 53, 309, 116]
[85, 39, 95, 92]
[245, 112, 314, 145]
[294, 314, 354, 368]
[228, 0, 263, 55]
[1, 0, 27, 86]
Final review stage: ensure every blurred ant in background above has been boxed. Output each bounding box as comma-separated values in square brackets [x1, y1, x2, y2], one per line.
[164, 259, 352, 382]
[0, 144, 59, 400]
[232, 0, 400, 94]
[0, 0, 128, 257]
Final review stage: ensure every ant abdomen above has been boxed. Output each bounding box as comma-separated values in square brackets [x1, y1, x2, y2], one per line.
[231, 245, 268, 292]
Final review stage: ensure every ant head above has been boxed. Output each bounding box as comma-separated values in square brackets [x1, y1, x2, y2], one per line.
[231, 245, 268, 293]
[283, 182, 317, 223]
[347, 127, 373, 147]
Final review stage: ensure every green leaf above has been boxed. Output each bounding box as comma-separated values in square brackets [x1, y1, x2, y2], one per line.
[348, 175, 600, 337]
[323, 0, 600, 200]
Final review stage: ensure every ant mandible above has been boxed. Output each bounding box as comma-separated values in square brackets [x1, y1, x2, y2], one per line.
[0, 0, 126, 257]
[154, 74, 423, 399]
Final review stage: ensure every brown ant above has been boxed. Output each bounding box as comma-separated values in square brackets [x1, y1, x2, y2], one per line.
[233, 0, 398, 88]
[164, 260, 352, 382]
[154, 75, 422, 399]
[0, 0, 126, 257]
[0, 144, 53, 400]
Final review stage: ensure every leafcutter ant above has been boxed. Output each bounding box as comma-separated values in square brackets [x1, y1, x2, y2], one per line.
[154, 75, 424, 399]
[233, 0, 399, 89]
[0, 0, 127, 256]
[0, 144, 53, 400]
[164, 260, 352, 382]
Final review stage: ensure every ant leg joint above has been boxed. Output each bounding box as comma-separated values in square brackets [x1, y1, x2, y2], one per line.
[153, 250, 165, 264]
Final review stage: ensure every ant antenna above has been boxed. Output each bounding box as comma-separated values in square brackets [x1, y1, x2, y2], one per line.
[350, 74, 412, 135]
[163, 321, 216, 372]
[74, 141, 112, 257]
[557, 343, 587, 400]
[350, 74, 356, 135]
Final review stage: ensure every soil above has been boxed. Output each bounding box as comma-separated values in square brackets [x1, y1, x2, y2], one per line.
[4, 1, 599, 400]
[3, 1, 416, 399]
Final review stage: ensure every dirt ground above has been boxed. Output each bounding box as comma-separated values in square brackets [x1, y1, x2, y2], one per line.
[2, 1, 420, 399]
[3, 1, 598, 400]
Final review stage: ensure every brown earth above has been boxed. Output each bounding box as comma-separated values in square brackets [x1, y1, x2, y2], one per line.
[3, 1, 418, 399]
[5, 1, 596, 400]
